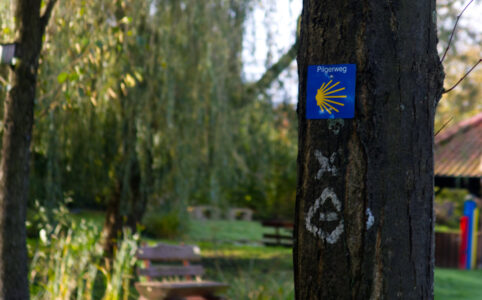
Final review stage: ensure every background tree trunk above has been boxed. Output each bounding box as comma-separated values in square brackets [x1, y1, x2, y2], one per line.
[294, 0, 444, 299]
[0, 1, 55, 298]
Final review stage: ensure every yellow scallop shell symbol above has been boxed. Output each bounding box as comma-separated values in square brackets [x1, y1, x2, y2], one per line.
[315, 80, 347, 114]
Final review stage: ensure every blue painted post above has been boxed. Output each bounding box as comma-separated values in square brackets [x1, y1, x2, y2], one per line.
[463, 199, 477, 269]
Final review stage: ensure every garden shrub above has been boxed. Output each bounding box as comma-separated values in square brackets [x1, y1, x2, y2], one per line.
[142, 210, 182, 239]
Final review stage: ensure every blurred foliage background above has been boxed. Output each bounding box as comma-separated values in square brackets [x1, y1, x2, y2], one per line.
[1, 0, 480, 234]
[0, 0, 480, 298]
[1, 0, 299, 244]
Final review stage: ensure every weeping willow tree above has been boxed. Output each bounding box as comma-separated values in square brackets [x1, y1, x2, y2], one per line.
[22, 0, 298, 253]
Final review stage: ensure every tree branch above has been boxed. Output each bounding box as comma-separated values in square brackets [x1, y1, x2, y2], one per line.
[440, 0, 474, 63]
[247, 40, 298, 97]
[245, 15, 301, 98]
[434, 117, 453, 137]
[40, 0, 58, 34]
[442, 58, 481, 94]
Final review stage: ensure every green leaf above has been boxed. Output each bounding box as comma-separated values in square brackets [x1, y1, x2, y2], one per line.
[69, 73, 79, 82]
[57, 72, 69, 84]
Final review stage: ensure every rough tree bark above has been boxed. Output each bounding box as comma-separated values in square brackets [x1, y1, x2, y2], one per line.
[294, 0, 444, 299]
[0, 1, 56, 299]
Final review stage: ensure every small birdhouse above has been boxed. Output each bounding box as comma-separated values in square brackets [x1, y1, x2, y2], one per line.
[0, 43, 16, 65]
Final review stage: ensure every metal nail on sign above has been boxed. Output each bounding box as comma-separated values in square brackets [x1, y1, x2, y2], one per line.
[306, 64, 356, 119]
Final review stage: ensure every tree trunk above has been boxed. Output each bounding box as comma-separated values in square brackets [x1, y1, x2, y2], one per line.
[294, 1, 444, 299]
[102, 183, 122, 257]
[102, 97, 145, 256]
[0, 1, 56, 298]
[102, 156, 145, 256]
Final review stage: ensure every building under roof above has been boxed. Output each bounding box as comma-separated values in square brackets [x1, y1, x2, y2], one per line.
[434, 112, 482, 197]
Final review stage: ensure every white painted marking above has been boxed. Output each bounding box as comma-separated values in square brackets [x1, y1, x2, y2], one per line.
[315, 150, 337, 179]
[366, 208, 374, 230]
[325, 220, 344, 244]
[305, 187, 344, 244]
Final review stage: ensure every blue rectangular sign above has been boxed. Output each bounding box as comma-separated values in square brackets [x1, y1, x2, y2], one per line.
[306, 64, 356, 119]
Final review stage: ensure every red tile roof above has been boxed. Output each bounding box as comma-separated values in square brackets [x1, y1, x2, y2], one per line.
[434, 113, 482, 178]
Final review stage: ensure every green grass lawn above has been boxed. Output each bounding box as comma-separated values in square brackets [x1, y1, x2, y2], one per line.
[435, 268, 482, 300]
[198, 243, 294, 299]
[69, 210, 482, 299]
[186, 219, 274, 243]
[175, 219, 482, 299]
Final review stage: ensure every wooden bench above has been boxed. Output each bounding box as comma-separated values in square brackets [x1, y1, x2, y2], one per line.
[135, 243, 228, 300]
[261, 220, 293, 247]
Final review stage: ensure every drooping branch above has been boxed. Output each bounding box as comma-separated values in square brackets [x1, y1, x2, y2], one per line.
[440, 0, 474, 63]
[442, 58, 481, 94]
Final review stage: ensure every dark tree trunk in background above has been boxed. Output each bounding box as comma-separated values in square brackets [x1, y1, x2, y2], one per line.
[102, 117, 145, 256]
[101, 3, 150, 256]
[0, 1, 56, 299]
[294, 0, 444, 299]
[102, 81, 148, 256]
[103, 184, 123, 257]
[102, 156, 144, 256]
